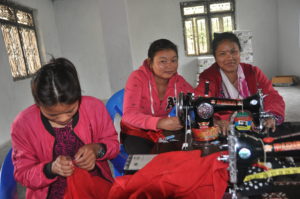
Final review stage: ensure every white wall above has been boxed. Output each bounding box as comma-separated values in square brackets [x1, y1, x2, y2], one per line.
[52, 0, 111, 99]
[277, 0, 300, 76]
[0, 0, 61, 146]
[126, 0, 280, 87]
[126, 0, 198, 86]
[52, 0, 133, 99]
[236, 0, 279, 78]
[97, 0, 133, 93]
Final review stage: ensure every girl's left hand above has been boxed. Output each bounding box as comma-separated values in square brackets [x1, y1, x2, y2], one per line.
[74, 143, 99, 171]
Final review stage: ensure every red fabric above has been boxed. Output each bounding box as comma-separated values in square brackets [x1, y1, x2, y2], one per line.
[120, 120, 165, 143]
[122, 60, 194, 131]
[108, 150, 229, 199]
[64, 168, 112, 199]
[195, 63, 285, 123]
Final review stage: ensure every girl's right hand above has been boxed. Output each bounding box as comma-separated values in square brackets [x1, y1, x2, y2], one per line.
[51, 155, 74, 177]
[214, 119, 230, 136]
[157, 117, 183, 131]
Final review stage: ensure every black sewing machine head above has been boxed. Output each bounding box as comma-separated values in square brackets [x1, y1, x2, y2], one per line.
[176, 90, 265, 133]
[219, 125, 300, 198]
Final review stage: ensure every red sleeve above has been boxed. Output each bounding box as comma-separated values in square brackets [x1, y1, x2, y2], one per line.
[11, 121, 57, 189]
[122, 72, 161, 131]
[92, 100, 119, 160]
[254, 67, 285, 123]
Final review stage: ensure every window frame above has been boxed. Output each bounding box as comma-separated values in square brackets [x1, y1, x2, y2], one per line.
[0, 1, 42, 81]
[180, 0, 236, 56]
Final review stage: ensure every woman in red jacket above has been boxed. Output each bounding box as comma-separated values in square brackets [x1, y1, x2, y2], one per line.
[11, 58, 119, 198]
[121, 39, 194, 154]
[195, 32, 285, 134]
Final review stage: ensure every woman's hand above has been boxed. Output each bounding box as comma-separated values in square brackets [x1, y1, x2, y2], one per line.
[157, 117, 183, 131]
[264, 117, 276, 133]
[52, 155, 74, 177]
[74, 144, 99, 171]
[214, 119, 230, 136]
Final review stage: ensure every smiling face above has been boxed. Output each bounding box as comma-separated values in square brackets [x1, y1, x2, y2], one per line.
[40, 101, 79, 128]
[215, 40, 241, 74]
[150, 49, 178, 81]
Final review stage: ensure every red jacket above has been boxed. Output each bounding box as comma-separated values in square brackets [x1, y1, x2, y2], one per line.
[122, 60, 194, 131]
[11, 96, 119, 199]
[195, 63, 285, 122]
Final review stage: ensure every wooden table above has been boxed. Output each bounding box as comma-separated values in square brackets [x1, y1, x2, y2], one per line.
[151, 130, 223, 156]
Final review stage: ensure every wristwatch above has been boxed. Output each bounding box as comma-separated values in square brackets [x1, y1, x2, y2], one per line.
[96, 143, 106, 159]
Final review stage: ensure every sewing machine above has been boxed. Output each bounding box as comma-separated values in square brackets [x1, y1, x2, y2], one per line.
[176, 89, 272, 149]
[176, 89, 300, 198]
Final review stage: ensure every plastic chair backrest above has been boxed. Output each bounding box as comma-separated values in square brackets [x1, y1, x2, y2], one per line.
[105, 89, 128, 177]
[106, 89, 124, 120]
[0, 148, 17, 199]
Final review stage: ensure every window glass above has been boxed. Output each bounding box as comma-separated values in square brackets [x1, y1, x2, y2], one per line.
[184, 20, 196, 55]
[0, 5, 15, 21]
[210, 2, 231, 12]
[0, 2, 41, 80]
[197, 18, 208, 53]
[183, 6, 205, 15]
[181, 0, 235, 56]
[16, 10, 34, 26]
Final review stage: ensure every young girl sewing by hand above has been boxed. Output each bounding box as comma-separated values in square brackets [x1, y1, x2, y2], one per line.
[11, 57, 119, 199]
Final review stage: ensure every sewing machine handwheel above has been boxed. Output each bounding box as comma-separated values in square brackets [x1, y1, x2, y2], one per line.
[177, 92, 187, 125]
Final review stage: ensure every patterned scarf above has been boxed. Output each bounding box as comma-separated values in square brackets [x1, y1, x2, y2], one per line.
[220, 64, 250, 99]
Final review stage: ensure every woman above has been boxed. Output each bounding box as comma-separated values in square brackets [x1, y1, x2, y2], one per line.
[195, 32, 285, 134]
[121, 39, 194, 154]
[11, 58, 119, 198]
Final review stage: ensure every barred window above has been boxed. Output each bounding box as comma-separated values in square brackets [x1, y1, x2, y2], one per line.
[0, 2, 41, 80]
[180, 0, 236, 56]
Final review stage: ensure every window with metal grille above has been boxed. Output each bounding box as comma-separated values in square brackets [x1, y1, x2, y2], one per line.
[0, 2, 41, 80]
[180, 0, 236, 56]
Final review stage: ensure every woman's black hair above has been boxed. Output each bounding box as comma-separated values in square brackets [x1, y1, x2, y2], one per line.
[212, 32, 242, 57]
[31, 57, 81, 107]
[147, 39, 178, 61]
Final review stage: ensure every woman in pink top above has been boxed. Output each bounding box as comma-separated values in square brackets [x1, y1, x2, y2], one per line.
[11, 58, 119, 198]
[195, 32, 285, 135]
[121, 39, 194, 154]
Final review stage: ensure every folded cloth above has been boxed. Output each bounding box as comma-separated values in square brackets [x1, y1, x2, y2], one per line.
[121, 121, 165, 143]
[64, 167, 112, 199]
[108, 150, 229, 199]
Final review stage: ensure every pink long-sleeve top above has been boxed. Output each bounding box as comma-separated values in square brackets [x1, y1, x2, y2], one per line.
[11, 96, 119, 199]
[122, 60, 194, 131]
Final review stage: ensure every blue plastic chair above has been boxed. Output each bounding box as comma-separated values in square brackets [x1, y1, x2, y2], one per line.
[106, 89, 128, 177]
[106, 89, 124, 121]
[0, 148, 17, 199]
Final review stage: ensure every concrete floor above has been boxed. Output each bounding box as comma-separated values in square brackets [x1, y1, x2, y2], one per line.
[1, 85, 300, 198]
